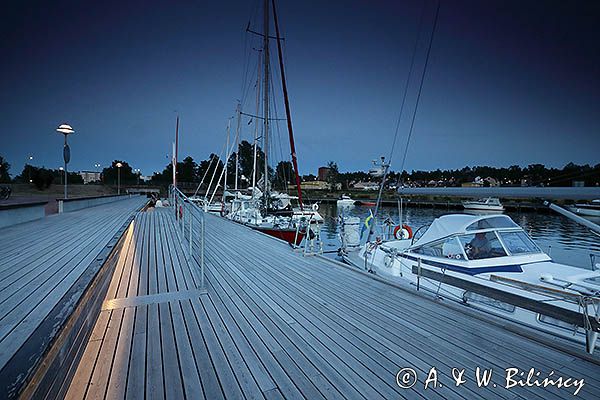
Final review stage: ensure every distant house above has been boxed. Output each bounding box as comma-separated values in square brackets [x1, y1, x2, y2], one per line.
[78, 170, 101, 184]
[317, 167, 330, 181]
[302, 180, 329, 190]
[461, 176, 486, 188]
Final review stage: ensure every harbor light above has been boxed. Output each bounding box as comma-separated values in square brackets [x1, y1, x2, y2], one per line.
[56, 124, 75, 199]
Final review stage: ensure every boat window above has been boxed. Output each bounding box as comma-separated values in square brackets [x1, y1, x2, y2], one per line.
[458, 232, 507, 260]
[498, 231, 541, 254]
[466, 216, 518, 231]
[413, 237, 466, 260]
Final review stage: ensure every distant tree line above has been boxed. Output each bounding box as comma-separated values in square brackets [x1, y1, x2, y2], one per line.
[1, 152, 598, 191]
[4, 161, 84, 189]
[326, 163, 600, 188]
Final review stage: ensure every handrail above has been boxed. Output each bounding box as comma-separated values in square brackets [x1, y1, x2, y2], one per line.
[170, 185, 206, 291]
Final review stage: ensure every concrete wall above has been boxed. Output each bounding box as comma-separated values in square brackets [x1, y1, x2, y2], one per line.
[0, 202, 47, 228]
[59, 194, 141, 213]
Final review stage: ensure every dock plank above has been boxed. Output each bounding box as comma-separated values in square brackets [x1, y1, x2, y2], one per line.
[62, 206, 600, 400]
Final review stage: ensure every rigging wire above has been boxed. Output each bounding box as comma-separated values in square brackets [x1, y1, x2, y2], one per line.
[368, 1, 435, 242]
[399, 0, 441, 181]
[386, 3, 427, 174]
[393, 2, 427, 184]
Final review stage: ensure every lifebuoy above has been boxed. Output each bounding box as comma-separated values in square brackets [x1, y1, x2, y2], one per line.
[312, 203, 319, 211]
[393, 224, 413, 240]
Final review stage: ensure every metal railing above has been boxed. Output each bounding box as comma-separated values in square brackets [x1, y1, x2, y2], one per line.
[170, 186, 206, 291]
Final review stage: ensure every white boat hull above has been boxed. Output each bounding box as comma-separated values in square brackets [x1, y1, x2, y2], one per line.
[344, 246, 596, 347]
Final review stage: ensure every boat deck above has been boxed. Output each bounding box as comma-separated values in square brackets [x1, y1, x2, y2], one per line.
[0, 196, 147, 396]
[63, 205, 600, 399]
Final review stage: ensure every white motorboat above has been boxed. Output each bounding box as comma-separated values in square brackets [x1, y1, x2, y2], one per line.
[341, 213, 600, 350]
[337, 194, 356, 208]
[571, 199, 600, 217]
[462, 197, 505, 212]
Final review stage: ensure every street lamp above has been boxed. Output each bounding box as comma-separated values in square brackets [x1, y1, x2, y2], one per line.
[94, 163, 101, 183]
[134, 168, 141, 185]
[56, 124, 75, 198]
[59, 167, 64, 185]
[116, 162, 123, 194]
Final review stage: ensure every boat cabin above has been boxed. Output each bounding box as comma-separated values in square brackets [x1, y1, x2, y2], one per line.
[407, 215, 550, 273]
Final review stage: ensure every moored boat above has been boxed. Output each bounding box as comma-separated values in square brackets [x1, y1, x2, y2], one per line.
[571, 199, 600, 217]
[462, 197, 504, 212]
[341, 213, 600, 350]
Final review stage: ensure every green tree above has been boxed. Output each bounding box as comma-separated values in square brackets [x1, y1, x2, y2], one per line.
[179, 156, 198, 182]
[274, 161, 294, 189]
[236, 140, 267, 186]
[326, 161, 339, 190]
[102, 161, 136, 185]
[0, 156, 10, 183]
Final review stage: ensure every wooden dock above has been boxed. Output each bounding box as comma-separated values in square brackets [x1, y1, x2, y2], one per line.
[0, 196, 147, 398]
[63, 206, 600, 400]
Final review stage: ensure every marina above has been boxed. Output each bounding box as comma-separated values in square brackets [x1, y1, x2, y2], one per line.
[1, 0, 599, 398]
[1, 196, 598, 399]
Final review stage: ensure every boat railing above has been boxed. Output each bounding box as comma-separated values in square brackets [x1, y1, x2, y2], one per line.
[170, 185, 207, 291]
[411, 262, 600, 354]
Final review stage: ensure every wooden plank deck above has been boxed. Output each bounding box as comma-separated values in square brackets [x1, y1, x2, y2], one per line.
[0, 196, 147, 397]
[66, 206, 600, 399]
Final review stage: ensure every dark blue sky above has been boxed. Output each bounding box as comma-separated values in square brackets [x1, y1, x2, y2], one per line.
[1, 0, 598, 177]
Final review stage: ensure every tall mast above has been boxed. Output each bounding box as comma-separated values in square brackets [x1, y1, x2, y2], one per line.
[262, 0, 270, 207]
[252, 51, 262, 195]
[234, 102, 241, 191]
[222, 118, 231, 202]
[272, 0, 303, 210]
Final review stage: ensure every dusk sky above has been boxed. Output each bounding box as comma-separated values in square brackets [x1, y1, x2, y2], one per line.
[1, 0, 598, 178]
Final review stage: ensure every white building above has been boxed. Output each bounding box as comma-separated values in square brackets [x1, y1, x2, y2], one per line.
[78, 170, 101, 184]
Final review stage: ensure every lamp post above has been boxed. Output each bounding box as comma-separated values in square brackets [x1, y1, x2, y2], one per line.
[27, 155, 33, 183]
[134, 168, 141, 185]
[56, 124, 75, 198]
[59, 166, 64, 185]
[94, 163, 101, 183]
[116, 162, 123, 194]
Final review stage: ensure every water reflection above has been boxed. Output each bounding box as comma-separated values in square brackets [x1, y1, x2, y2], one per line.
[319, 203, 600, 269]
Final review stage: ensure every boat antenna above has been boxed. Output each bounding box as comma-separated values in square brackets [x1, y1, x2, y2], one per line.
[272, 0, 304, 210]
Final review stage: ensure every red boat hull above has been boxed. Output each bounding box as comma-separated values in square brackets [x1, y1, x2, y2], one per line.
[359, 201, 376, 206]
[254, 227, 305, 246]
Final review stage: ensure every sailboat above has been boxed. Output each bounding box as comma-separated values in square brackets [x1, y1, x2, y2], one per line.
[226, 0, 321, 246]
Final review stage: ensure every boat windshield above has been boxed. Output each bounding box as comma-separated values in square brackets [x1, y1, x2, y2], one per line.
[497, 231, 541, 255]
[458, 232, 507, 260]
[413, 237, 467, 260]
[466, 216, 518, 231]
